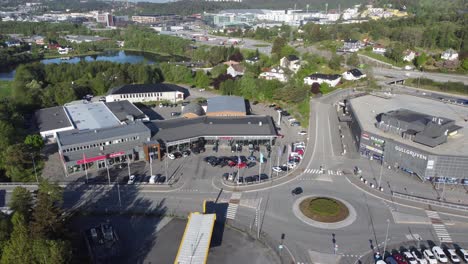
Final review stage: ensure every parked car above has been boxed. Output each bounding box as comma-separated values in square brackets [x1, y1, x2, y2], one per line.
[260, 173, 268, 181]
[239, 156, 247, 163]
[228, 172, 237, 181]
[273, 166, 283, 173]
[432, 246, 448, 263]
[354, 166, 362, 175]
[247, 162, 256, 168]
[204, 156, 217, 163]
[287, 117, 296, 122]
[410, 249, 426, 264]
[446, 249, 460, 263]
[291, 187, 303, 195]
[237, 176, 244, 184]
[156, 175, 166, 184]
[168, 153, 176, 159]
[392, 253, 408, 264]
[251, 175, 260, 182]
[291, 121, 301, 126]
[127, 175, 136, 184]
[171, 112, 181, 116]
[222, 173, 229, 180]
[149, 175, 157, 184]
[268, 103, 276, 108]
[245, 176, 254, 184]
[385, 256, 398, 264]
[456, 248, 468, 262]
[281, 111, 290, 116]
[182, 150, 190, 157]
[237, 162, 247, 169]
[228, 160, 237, 167]
[401, 251, 418, 264]
[298, 131, 307, 135]
[423, 249, 437, 264]
[248, 156, 256, 162]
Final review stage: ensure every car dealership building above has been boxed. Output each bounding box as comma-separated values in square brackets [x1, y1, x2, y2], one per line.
[348, 94, 468, 183]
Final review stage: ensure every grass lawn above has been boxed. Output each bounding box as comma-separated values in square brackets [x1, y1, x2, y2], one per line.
[0, 80, 13, 98]
[359, 50, 407, 68]
[299, 197, 349, 223]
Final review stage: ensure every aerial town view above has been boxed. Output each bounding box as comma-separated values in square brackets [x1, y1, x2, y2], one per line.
[0, 0, 467, 263]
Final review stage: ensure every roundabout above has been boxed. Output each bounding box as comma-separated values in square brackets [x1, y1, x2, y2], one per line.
[292, 195, 357, 229]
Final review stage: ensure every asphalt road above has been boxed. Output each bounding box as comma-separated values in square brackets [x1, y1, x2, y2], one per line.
[372, 67, 468, 85]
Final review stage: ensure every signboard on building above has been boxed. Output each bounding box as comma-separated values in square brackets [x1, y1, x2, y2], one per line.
[394, 145, 427, 160]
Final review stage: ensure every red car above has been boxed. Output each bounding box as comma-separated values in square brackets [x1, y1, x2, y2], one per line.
[237, 162, 247, 169]
[392, 253, 408, 264]
[228, 160, 237, 167]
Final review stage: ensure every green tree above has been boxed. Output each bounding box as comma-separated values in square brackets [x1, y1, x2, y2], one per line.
[32, 239, 71, 264]
[271, 37, 287, 56]
[30, 181, 64, 239]
[414, 53, 428, 68]
[328, 54, 343, 71]
[1, 213, 33, 264]
[3, 143, 36, 182]
[210, 64, 228, 79]
[0, 213, 12, 257]
[9, 187, 33, 220]
[385, 43, 405, 63]
[194, 71, 210, 88]
[461, 59, 468, 71]
[24, 134, 44, 152]
[347, 53, 360, 67]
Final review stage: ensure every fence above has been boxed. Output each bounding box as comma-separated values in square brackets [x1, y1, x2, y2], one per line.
[392, 191, 468, 212]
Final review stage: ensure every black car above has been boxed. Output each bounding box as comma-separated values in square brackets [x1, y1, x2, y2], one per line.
[252, 175, 260, 182]
[236, 145, 242, 151]
[231, 145, 236, 152]
[281, 111, 290, 116]
[239, 156, 247, 163]
[204, 156, 217, 163]
[260, 173, 268, 181]
[173, 152, 182, 158]
[245, 176, 254, 184]
[292, 187, 303, 195]
[247, 162, 256, 168]
[156, 176, 166, 184]
[237, 176, 244, 184]
[280, 166, 288, 171]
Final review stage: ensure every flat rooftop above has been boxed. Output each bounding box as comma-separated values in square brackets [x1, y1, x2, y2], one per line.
[105, 101, 147, 122]
[207, 96, 246, 114]
[148, 115, 277, 143]
[350, 94, 468, 156]
[65, 102, 120, 130]
[35, 106, 74, 132]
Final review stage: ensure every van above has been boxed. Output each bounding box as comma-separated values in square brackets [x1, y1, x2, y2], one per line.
[149, 175, 157, 184]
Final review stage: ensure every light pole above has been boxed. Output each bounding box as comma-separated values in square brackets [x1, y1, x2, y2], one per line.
[382, 219, 390, 256]
[31, 153, 39, 183]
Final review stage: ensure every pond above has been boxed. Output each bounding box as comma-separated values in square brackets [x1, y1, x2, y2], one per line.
[0, 50, 186, 81]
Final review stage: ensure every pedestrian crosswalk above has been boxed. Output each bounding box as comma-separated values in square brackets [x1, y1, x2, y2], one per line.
[303, 168, 343, 175]
[226, 203, 239, 220]
[426, 210, 453, 243]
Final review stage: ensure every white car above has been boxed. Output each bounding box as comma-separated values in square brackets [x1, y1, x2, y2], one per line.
[458, 248, 468, 262]
[411, 249, 428, 264]
[127, 175, 136, 184]
[272, 166, 283, 173]
[402, 251, 418, 264]
[298, 131, 307, 135]
[287, 117, 296, 121]
[432, 246, 448, 263]
[423, 249, 438, 264]
[446, 249, 460, 263]
[167, 153, 176, 159]
[149, 175, 156, 184]
[285, 162, 297, 169]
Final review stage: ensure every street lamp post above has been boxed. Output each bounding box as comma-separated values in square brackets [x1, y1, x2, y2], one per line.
[382, 219, 390, 256]
[31, 153, 39, 183]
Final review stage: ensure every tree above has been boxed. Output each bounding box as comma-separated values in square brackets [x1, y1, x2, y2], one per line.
[30, 181, 64, 239]
[24, 134, 44, 152]
[9, 187, 33, 220]
[1, 213, 33, 264]
[3, 143, 36, 182]
[347, 53, 360, 67]
[311, 83, 321, 94]
[328, 54, 343, 71]
[32, 239, 71, 264]
[193, 71, 210, 88]
[228, 50, 244, 62]
[0, 213, 12, 257]
[209, 64, 228, 79]
[271, 37, 287, 56]
[461, 59, 468, 71]
[414, 53, 428, 68]
[385, 43, 405, 63]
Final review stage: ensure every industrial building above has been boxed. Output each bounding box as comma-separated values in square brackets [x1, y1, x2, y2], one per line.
[105, 83, 186, 103]
[348, 94, 468, 182]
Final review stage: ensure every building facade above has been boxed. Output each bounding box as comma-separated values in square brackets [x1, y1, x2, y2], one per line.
[106, 83, 185, 103]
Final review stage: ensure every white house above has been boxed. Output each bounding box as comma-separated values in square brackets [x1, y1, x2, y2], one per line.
[106, 83, 185, 103]
[259, 67, 288, 83]
[441, 49, 459, 61]
[304, 73, 342, 87]
[343, 39, 364, 52]
[58, 47, 72, 55]
[403, 50, 416, 62]
[280, 55, 301, 73]
[342, 69, 366, 81]
[227, 64, 245, 77]
[372, 44, 386, 55]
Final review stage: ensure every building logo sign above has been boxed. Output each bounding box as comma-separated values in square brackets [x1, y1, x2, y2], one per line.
[395, 145, 427, 160]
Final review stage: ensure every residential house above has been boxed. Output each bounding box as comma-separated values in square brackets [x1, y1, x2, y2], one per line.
[342, 69, 366, 81]
[280, 55, 301, 73]
[259, 67, 288, 83]
[304, 73, 341, 87]
[5, 40, 21, 47]
[58, 47, 72, 55]
[343, 39, 363, 52]
[403, 50, 416, 62]
[441, 49, 459, 61]
[227, 64, 245, 77]
[372, 44, 386, 55]
[245, 56, 260, 64]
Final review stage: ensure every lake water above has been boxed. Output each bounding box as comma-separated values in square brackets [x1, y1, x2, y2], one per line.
[0, 50, 182, 81]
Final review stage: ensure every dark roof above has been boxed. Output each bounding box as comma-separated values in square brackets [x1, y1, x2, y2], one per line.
[105, 101, 147, 122]
[182, 102, 205, 116]
[35, 106, 73, 132]
[348, 69, 364, 77]
[148, 115, 277, 143]
[308, 73, 341, 80]
[57, 121, 150, 146]
[207, 96, 246, 114]
[108, 83, 184, 95]
[345, 39, 359, 43]
[286, 55, 299, 61]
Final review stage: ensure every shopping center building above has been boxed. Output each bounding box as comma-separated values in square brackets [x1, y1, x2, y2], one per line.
[348, 94, 468, 182]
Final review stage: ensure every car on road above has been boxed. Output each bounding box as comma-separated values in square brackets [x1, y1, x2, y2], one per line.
[456, 248, 468, 262]
[127, 175, 136, 184]
[392, 253, 408, 264]
[423, 249, 437, 264]
[446, 249, 460, 263]
[410, 249, 426, 264]
[298, 131, 307, 135]
[291, 187, 303, 195]
[401, 251, 418, 264]
[272, 166, 283, 173]
[432, 246, 448, 263]
[286, 162, 297, 169]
